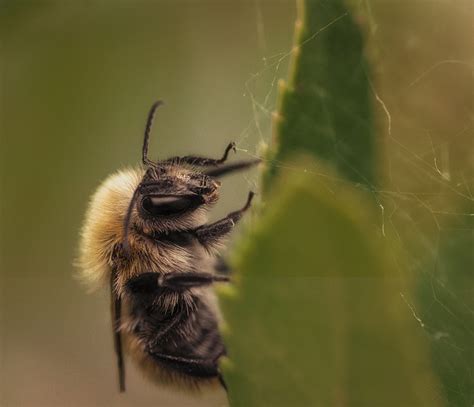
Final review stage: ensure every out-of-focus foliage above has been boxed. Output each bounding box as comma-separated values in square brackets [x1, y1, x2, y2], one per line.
[220, 0, 472, 406]
[417, 222, 474, 406]
[221, 164, 442, 406]
[266, 0, 374, 188]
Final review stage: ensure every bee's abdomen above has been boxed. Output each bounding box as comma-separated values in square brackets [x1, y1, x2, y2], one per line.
[127, 288, 225, 380]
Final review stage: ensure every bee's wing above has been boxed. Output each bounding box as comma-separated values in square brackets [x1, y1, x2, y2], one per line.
[110, 268, 125, 392]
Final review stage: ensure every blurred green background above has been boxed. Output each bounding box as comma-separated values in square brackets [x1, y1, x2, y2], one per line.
[0, 1, 472, 406]
[0, 2, 294, 406]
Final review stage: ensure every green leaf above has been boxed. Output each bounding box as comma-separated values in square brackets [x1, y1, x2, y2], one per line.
[220, 0, 444, 405]
[417, 204, 474, 406]
[221, 166, 442, 406]
[265, 0, 375, 190]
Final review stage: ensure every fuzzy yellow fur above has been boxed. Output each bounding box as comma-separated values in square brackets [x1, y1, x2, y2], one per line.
[78, 167, 144, 291]
[78, 166, 212, 292]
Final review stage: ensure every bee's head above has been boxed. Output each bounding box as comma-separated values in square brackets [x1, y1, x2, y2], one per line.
[119, 101, 214, 248]
[121, 100, 258, 252]
[122, 165, 220, 247]
[139, 165, 220, 220]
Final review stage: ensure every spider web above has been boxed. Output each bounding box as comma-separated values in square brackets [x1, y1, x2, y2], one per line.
[231, 2, 473, 404]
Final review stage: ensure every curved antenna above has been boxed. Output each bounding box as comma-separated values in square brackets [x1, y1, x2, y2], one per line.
[122, 187, 141, 255]
[142, 100, 164, 165]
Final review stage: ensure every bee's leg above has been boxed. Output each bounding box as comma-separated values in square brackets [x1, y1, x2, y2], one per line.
[204, 159, 261, 178]
[214, 256, 231, 275]
[159, 272, 229, 290]
[126, 271, 229, 293]
[162, 142, 236, 166]
[111, 268, 125, 393]
[148, 351, 226, 385]
[218, 373, 228, 393]
[193, 191, 254, 248]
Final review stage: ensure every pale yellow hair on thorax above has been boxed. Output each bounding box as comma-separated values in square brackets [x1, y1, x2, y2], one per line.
[78, 167, 145, 290]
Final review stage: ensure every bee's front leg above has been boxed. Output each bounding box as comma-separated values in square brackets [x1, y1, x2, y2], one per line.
[192, 191, 254, 250]
[163, 141, 236, 166]
[126, 271, 229, 294]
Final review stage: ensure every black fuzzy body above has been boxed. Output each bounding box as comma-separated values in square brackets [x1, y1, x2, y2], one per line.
[124, 271, 226, 381]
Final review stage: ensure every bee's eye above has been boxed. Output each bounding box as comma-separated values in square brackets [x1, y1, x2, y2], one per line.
[141, 195, 199, 216]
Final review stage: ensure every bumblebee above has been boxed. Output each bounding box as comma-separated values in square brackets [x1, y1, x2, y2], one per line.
[78, 101, 258, 392]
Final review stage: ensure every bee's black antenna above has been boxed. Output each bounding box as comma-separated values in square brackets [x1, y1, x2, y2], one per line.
[122, 187, 141, 254]
[142, 100, 164, 166]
